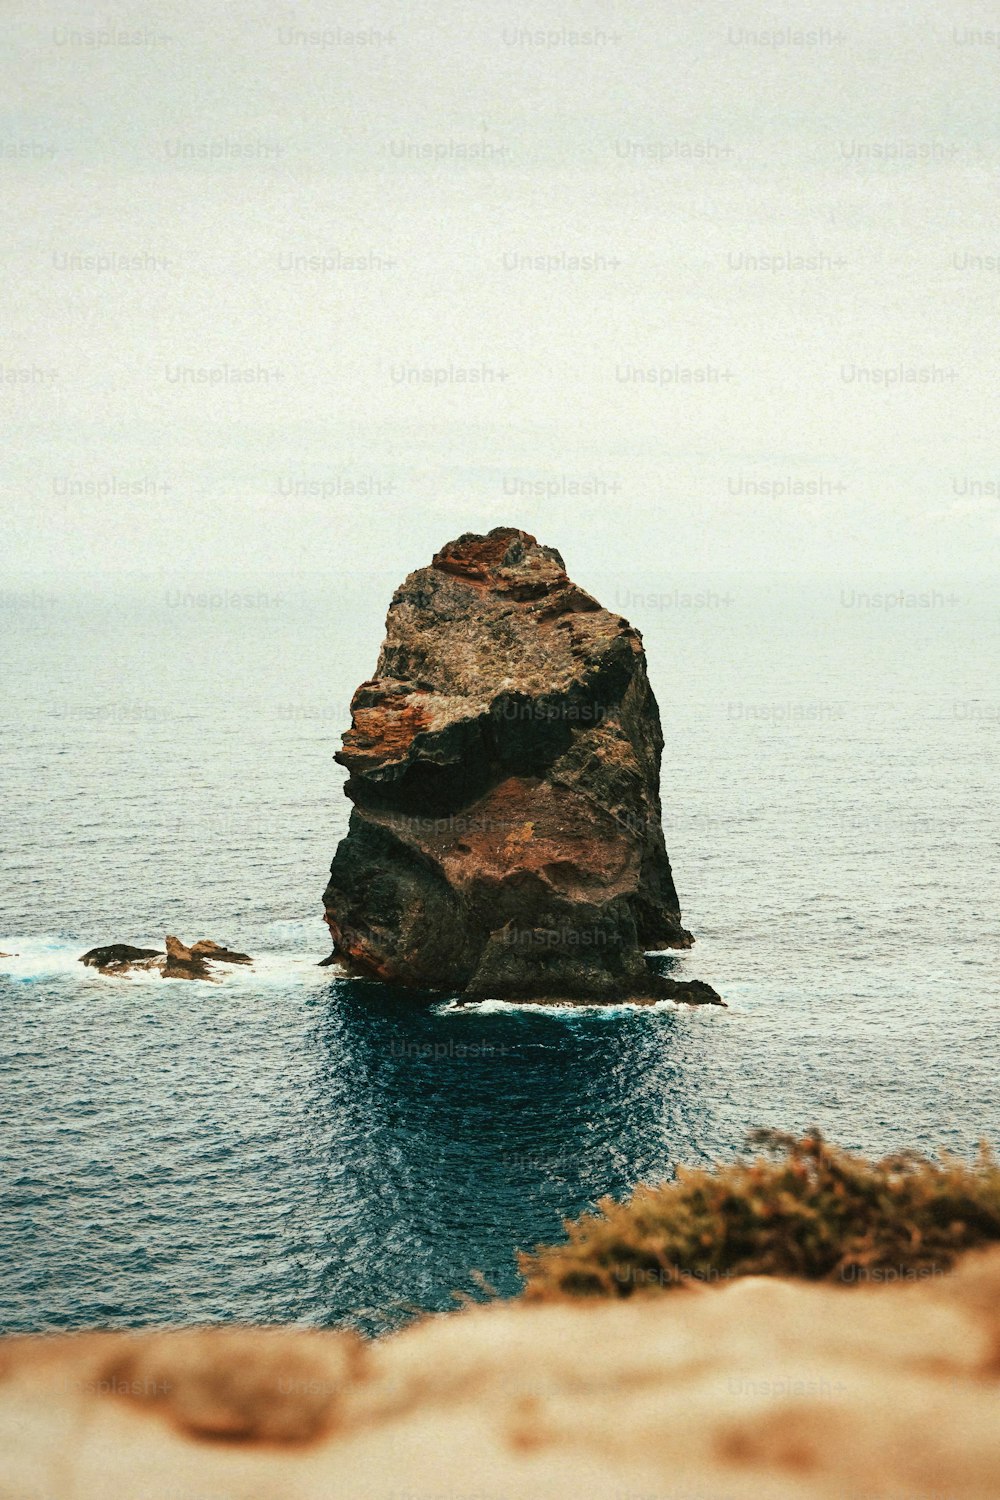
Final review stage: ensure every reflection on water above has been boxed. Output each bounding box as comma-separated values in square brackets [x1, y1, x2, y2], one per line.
[305, 975, 710, 1331]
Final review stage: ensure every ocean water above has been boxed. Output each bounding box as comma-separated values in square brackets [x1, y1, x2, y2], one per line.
[1, 571, 998, 1335]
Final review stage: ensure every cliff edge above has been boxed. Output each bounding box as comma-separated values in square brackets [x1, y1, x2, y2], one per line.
[3, 1248, 999, 1498]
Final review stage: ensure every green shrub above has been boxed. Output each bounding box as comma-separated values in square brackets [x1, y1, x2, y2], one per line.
[518, 1130, 1000, 1300]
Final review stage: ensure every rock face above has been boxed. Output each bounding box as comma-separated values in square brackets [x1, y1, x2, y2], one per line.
[4, 1247, 1000, 1499]
[323, 527, 720, 1005]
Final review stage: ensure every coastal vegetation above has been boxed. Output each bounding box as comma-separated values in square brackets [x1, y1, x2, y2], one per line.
[519, 1129, 1000, 1299]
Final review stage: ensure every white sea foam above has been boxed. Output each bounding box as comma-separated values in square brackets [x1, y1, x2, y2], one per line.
[0, 941, 734, 1012]
[432, 995, 702, 1018]
[0, 938, 123, 981]
[0, 938, 332, 987]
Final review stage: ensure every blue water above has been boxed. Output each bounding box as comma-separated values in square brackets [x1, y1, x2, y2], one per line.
[1, 572, 998, 1334]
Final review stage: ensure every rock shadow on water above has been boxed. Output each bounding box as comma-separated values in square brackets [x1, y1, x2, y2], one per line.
[302, 970, 714, 1331]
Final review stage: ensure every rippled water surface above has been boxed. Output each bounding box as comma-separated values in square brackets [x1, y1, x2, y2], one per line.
[1, 573, 997, 1333]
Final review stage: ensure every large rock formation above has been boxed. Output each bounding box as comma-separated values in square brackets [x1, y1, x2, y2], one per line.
[4, 1247, 1000, 1498]
[323, 527, 719, 1005]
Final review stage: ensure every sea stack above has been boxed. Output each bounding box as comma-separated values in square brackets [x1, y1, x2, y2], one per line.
[323, 528, 720, 1005]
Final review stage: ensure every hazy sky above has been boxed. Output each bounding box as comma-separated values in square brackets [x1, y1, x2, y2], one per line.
[3, 0, 997, 582]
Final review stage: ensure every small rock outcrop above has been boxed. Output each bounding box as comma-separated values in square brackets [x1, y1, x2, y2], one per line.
[164, 935, 253, 980]
[188, 939, 252, 965]
[323, 527, 720, 1005]
[81, 944, 163, 972]
[80, 938, 252, 982]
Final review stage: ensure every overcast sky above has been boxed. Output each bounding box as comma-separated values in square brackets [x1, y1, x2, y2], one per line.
[3, 0, 997, 583]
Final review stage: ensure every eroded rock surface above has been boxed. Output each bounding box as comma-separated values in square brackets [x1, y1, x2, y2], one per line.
[3, 1248, 1000, 1499]
[323, 527, 720, 1004]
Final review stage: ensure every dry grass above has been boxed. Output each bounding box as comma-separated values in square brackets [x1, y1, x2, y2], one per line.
[518, 1129, 1000, 1300]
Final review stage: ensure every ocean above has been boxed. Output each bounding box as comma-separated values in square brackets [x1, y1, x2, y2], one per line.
[1, 569, 997, 1335]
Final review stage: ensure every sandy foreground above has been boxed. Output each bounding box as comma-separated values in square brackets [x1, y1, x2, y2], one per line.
[3, 1249, 999, 1500]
